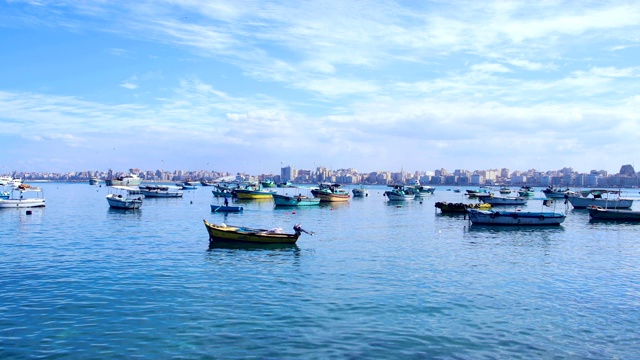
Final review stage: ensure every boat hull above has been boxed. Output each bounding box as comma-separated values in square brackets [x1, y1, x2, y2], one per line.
[203, 220, 300, 244]
[567, 196, 633, 209]
[435, 202, 491, 213]
[273, 194, 321, 206]
[480, 196, 528, 206]
[467, 209, 565, 225]
[233, 190, 274, 199]
[310, 190, 350, 202]
[210, 204, 243, 212]
[384, 191, 415, 201]
[588, 207, 640, 221]
[106, 195, 142, 209]
[0, 199, 46, 208]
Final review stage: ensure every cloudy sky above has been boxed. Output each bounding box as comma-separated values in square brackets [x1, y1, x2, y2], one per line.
[1, 0, 639, 175]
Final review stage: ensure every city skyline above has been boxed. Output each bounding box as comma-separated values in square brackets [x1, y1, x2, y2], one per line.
[2, 2, 640, 174]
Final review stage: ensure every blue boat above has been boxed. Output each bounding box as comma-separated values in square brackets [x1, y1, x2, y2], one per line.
[210, 204, 243, 212]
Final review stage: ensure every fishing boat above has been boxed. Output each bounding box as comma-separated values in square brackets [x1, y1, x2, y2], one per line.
[203, 219, 313, 244]
[233, 184, 275, 199]
[210, 204, 243, 212]
[467, 209, 566, 226]
[588, 206, 640, 221]
[435, 202, 491, 214]
[106, 186, 143, 209]
[177, 183, 198, 190]
[352, 185, 368, 197]
[261, 179, 276, 188]
[480, 195, 528, 206]
[89, 176, 101, 185]
[542, 186, 575, 199]
[409, 185, 435, 197]
[311, 183, 350, 202]
[0, 184, 46, 208]
[273, 193, 321, 207]
[384, 185, 415, 201]
[139, 185, 183, 198]
[517, 186, 535, 197]
[566, 190, 633, 209]
[105, 172, 142, 187]
[277, 181, 295, 188]
[200, 179, 216, 186]
[499, 186, 511, 194]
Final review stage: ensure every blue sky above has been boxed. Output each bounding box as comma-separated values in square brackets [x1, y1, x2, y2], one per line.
[1, 0, 639, 175]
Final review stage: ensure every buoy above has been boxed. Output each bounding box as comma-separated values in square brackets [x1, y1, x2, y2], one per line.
[292, 211, 296, 214]
[26, 210, 32, 215]
[190, 201, 193, 204]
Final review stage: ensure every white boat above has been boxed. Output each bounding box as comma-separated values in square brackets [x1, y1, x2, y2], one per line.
[106, 186, 143, 209]
[480, 195, 528, 206]
[105, 173, 142, 187]
[0, 184, 46, 208]
[467, 209, 566, 226]
[384, 185, 415, 201]
[566, 190, 633, 209]
[89, 177, 101, 185]
[352, 185, 368, 197]
[139, 185, 183, 198]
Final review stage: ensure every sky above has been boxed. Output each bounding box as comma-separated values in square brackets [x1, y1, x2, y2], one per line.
[1, 0, 640, 176]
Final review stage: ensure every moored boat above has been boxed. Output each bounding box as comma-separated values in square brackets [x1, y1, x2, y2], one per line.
[106, 186, 143, 209]
[311, 183, 350, 202]
[566, 190, 633, 209]
[0, 184, 46, 208]
[480, 195, 528, 206]
[409, 185, 435, 197]
[140, 185, 183, 198]
[261, 179, 276, 188]
[517, 186, 535, 197]
[352, 185, 368, 197]
[435, 201, 491, 214]
[89, 177, 101, 185]
[210, 204, 243, 212]
[588, 206, 640, 221]
[467, 209, 566, 226]
[541, 185, 575, 199]
[233, 184, 275, 199]
[105, 172, 142, 187]
[384, 185, 415, 201]
[203, 219, 313, 244]
[273, 193, 321, 207]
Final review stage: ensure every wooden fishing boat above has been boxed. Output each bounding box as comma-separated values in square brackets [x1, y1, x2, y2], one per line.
[273, 194, 320, 207]
[352, 185, 368, 197]
[384, 185, 415, 201]
[203, 219, 313, 244]
[435, 201, 491, 214]
[311, 183, 350, 202]
[467, 209, 566, 226]
[210, 204, 243, 212]
[588, 206, 640, 221]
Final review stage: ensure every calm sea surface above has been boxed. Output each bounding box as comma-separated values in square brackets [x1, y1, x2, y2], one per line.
[2, 183, 640, 359]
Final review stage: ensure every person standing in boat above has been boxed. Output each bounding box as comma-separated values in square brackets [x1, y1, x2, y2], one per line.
[224, 197, 229, 206]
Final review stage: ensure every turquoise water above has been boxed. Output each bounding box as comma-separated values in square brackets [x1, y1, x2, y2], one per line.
[2, 183, 640, 358]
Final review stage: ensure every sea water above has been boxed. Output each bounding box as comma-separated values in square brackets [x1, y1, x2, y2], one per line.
[1, 183, 640, 359]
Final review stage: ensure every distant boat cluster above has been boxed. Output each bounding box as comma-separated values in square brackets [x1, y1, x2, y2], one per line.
[3, 177, 639, 242]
